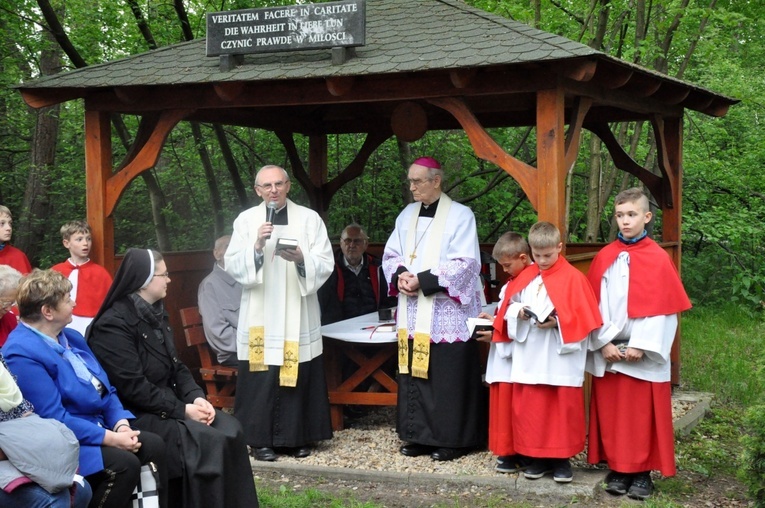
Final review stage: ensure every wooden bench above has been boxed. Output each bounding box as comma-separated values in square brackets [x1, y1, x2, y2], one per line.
[179, 306, 237, 410]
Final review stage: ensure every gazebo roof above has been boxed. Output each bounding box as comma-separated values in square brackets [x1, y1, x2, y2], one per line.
[18, 0, 736, 134]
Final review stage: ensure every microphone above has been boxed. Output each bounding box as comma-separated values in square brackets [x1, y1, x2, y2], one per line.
[265, 201, 277, 239]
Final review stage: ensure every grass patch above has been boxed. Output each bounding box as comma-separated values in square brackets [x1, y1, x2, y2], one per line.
[676, 407, 744, 477]
[256, 482, 383, 508]
[680, 304, 765, 406]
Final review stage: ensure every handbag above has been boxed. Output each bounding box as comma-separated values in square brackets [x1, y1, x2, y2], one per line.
[130, 462, 159, 508]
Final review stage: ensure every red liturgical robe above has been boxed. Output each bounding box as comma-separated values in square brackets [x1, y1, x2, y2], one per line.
[0, 245, 31, 274]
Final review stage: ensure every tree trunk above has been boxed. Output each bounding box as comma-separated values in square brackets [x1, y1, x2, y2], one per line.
[396, 139, 413, 205]
[192, 122, 224, 237]
[584, 135, 602, 242]
[213, 124, 249, 209]
[16, 29, 61, 263]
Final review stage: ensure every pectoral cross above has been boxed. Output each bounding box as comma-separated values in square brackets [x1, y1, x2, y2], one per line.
[409, 252, 417, 263]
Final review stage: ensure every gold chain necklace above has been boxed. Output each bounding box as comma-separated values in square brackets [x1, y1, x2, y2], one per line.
[408, 216, 434, 264]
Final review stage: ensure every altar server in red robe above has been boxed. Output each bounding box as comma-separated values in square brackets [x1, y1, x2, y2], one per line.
[586, 187, 691, 500]
[51, 221, 113, 336]
[502, 221, 601, 483]
[475, 232, 533, 473]
[0, 206, 32, 275]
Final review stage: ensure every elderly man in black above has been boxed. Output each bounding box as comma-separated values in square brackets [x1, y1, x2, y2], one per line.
[319, 224, 395, 325]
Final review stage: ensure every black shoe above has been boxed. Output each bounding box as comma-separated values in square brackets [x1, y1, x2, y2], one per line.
[552, 459, 573, 483]
[627, 472, 654, 500]
[251, 447, 277, 462]
[523, 459, 554, 479]
[430, 447, 469, 461]
[399, 443, 435, 457]
[291, 446, 312, 458]
[495, 455, 532, 473]
[604, 471, 633, 496]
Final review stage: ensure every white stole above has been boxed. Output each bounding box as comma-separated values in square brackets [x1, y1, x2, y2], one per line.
[397, 194, 452, 378]
[246, 201, 302, 386]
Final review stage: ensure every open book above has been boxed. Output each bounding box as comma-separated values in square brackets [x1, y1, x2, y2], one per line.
[274, 237, 298, 252]
[466, 317, 494, 340]
[522, 305, 556, 323]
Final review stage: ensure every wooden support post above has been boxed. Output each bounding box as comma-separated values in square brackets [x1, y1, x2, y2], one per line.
[662, 116, 684, 386]
[536, 87, 568, 248]
[85, 110, 115, 274]
[308, 134, 329, 218]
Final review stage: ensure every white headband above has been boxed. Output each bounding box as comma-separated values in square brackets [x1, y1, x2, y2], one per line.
[140, 249, 155, 289]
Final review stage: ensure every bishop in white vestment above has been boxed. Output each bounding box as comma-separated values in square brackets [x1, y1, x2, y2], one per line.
[383, 157, 486, 462]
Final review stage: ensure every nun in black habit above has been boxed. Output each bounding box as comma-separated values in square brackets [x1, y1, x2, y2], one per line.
[86, 249, 258, 508]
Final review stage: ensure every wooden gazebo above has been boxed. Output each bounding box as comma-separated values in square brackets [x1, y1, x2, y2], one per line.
[17, 0, 736, 381]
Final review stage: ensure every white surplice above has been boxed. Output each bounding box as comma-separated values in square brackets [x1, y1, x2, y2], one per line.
[585, 252, 677, 382]
[506, 275, 587, 387]
[225, 199, 334, 365]
[382, 200, 482, 343]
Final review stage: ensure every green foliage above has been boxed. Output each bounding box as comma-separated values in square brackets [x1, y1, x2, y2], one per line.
[740, 404, 765, 506]
[0, 0, 763, 317]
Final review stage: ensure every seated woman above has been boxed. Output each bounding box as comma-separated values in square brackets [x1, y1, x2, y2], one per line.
[2, 269, 167, 508]
[0, 352, 92, 508]
[0, 265, 22, 346]
[87, 249, 258, 508]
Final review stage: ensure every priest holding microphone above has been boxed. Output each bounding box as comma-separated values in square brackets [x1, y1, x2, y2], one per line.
[225, 164, 335, 462]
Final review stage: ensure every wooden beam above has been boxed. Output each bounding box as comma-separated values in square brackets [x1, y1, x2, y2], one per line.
[308, 135, 328, 216]
[390, 101, 428, 142]
[564, 79, 682, 117]
[84, 110, 115, 273]
[113, 86, 150, 105]
[213, 82, 245, 102]
[564, 96, 592, 172]
[556, 59, 598, 82]
[449, 68, 477, 89]
[586, 121, 666, 208]
[652, 82, 690, 105]
[536, 87, 567, 243]
[19, 88, 82, 109]
[325, 76, 356, 97]
[591, 62, 634, 89]
[650, 114, 676, 208]
[427, 96, 539, 211]
[82, 67, 555, 113]
[105, 109, 191, 215]
[325, 131, 391, 200]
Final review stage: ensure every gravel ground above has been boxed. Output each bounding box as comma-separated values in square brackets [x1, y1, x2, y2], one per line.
[265, 396, 699, 476]
[251, 394, 756, 507]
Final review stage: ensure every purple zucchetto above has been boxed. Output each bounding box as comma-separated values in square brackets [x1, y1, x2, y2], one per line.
[411, 157, 441, 169]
